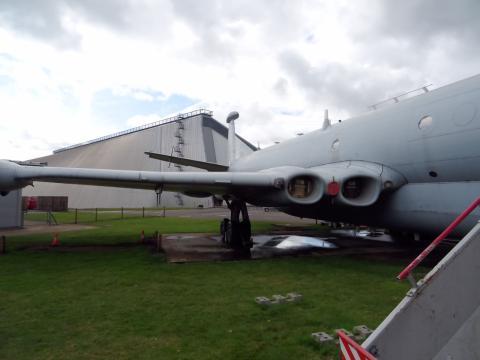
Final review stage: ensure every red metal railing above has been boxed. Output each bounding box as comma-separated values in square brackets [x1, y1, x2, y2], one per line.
[397, 196, 480, 281]
[338, 330, 377, 360]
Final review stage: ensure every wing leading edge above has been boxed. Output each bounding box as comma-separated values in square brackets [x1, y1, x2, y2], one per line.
[0, 160, 280, 197]
[0, 159, 407, 207]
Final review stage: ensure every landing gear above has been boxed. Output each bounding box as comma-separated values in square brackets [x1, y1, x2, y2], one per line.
[220, 199, 253, 252]
[389, 230, 427, 247]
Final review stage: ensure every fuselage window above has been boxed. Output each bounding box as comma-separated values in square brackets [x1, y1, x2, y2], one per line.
[418, 115, 433, 129]
[331, 139, 340, 151]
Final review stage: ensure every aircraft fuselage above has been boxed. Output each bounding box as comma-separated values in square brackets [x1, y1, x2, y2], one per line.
[231, 75, 480, 237]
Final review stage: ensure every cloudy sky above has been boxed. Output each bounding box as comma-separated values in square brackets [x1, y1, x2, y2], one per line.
[1, 0, 479, 160]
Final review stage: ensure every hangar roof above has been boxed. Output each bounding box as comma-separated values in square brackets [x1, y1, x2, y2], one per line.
[54, 109, 214, 154]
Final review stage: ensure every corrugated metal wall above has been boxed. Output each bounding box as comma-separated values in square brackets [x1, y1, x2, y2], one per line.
[0, 190, 23, 229]
[23, 114, 255, 208]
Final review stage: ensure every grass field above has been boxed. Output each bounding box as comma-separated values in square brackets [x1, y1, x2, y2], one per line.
[0, 217, 411, 359]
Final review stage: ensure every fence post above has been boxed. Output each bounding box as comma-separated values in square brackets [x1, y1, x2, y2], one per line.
[95, 208, 98, 222]
[156, 231, 162, 252]
[0, 235, 5, 254]
[121, 207, 124, 219]
[163, 207, 166, 218]
[75, 208, 78, 224]
[143, 207, 145, 218]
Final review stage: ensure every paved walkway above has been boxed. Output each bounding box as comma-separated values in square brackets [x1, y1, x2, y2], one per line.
[0, 221, 95, 236]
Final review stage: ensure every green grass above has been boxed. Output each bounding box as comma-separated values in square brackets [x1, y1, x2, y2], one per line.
[0, 217, 410, 359]
[14, 217, 275, 248]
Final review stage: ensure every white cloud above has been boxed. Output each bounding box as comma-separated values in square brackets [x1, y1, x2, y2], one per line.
[0, 0, 479, 160]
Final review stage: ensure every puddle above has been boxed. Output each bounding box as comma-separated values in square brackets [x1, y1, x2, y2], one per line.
[166, 235, 199, 240]
[163, 232, 398, 263]
[330, 229, 393, 243]
[252, 235, 337, 252]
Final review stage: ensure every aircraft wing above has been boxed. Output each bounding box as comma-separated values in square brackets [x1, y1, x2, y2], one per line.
[0, 159, 282, 197]
[0, 159, 407, 206]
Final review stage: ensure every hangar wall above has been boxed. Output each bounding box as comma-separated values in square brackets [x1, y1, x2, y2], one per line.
[0, 190, 23, 229]
[23, 110, 255, 208]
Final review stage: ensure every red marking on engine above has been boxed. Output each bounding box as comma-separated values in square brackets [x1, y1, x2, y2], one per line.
[327, 181, 340, 196]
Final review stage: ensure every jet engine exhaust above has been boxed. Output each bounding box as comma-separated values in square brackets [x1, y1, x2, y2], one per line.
[284, 174, 324, 205]
[338, 175, 382, 207]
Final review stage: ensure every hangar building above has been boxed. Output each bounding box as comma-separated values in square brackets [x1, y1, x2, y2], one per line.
[23, 109, 256, 208]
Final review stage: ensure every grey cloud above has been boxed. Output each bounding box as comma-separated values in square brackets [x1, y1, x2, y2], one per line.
[0, 0, 311, 62]
[2, 0, 478, 118]
[348, 0, 480, 80]
[71, 0, 135, 30]
[273, 77, 288, 97]
[377, 0, 480, 44]
[171, 0, 234, 62]
[0, 1, 81, 48]
[0, 0, 172, 48]
[381, 0, 480, 73]
[278, 49, 419, 115]
[341, 0, 480, 49]
[170, 0, 247, 63]
[170, 0, 306, 63]
[290, 0, 480, 112]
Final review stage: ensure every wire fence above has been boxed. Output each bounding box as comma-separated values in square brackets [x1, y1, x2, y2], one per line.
[24, 207, 168, 225]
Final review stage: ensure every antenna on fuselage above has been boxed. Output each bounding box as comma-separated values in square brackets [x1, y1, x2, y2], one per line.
[322, 109, 331, 130]
[226, 111, 239, 166]
[368, 84, 433, 110]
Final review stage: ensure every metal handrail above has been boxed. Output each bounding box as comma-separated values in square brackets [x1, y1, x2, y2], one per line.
[53, 109, 212, 153]
[337, 330, 377, 360]
[397, 196, 480, 281]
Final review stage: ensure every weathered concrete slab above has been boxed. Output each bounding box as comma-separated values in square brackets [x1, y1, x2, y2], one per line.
[286, 292, 303, 302]
[161, 232, 411, 263]
[312, 332, 334, 344]
[254, 292, 303, 307]
[162, 235, 244, 263]
[255, 296, 272, 306]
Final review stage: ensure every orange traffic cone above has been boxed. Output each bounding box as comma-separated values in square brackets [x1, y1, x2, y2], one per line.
[51, 233, 60, 247]
[140, 230, 145, 243]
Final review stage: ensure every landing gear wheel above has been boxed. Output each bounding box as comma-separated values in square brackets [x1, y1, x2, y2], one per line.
[220, 218, 230, 244]
[220, 199, 253, 253]
[390, 230, 423, 247]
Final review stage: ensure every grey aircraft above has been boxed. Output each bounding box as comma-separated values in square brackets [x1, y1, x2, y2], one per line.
[2, 74, 480, 250]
